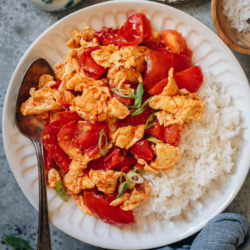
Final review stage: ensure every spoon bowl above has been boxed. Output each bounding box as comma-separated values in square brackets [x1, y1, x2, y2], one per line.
[212, 0, 250, 55]
[15, 58, 53, 250]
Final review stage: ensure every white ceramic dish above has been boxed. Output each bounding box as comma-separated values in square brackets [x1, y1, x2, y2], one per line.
[3, 1, 250, 249]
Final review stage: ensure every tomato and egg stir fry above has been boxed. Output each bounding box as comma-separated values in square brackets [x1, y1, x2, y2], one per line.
[20, 13, 205, 227]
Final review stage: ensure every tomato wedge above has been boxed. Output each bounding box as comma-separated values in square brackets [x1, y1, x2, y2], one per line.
[75, 121, 109, 158]
[130, 140, 153, 161]
[50, 79, 62, 89]
[148, 77, 168, 95]
[95, 28, 119, 46]
[78, 46, 107, 79]
[57, 121, 82, 158]
[117, 13, 151, 46]
[157, 48, 192, 73]
[116, 155, 137, 169]
[160, 29, 187, 55]
[43, 147, 55, 170]
[41, 121, 71, 172]
[55, 111, 83, 125]
[174, 66, 203, 93]
[146, 121, 165, 142]
[84, 191, 136, 227]
[165, 124, 181, 147]
[87, 148, 120, 171]
[143, 51, 174, 91]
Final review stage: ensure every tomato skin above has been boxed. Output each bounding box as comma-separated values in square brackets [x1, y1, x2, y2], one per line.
[95, 28, 119, 46]
[130, 140, 153, 161]
[160, 29, 187, 55]
[55, 111, 83, 125]
[84, 192, 136, 227]
[174, 66, 203, 93]
[43, 146, 55, 170]
[146, 121, 165, 142]
[57, 121, 82, 158]
[111, 91, 133, 105]
[117, 13, 151, 46]
[116, 155, 137, 169]
[148, 77, 168, 95]
[118, 106, 151, 127]
[51, 79, 62, 89]
[75, 121, 109, 158]
[87, 148, 120, 171]
[157, 48, 192, 73]
[78, 46, 107, 79]
[164, 124, 181, 147]
[143, 51, 174, 91]
[41, 121, 71, 172]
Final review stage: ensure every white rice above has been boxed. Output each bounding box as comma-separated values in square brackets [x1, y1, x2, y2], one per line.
[135, 70, 242, 220]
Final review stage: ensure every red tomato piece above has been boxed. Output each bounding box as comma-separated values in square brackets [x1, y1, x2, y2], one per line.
[50, 79, 62, 89]
[118, 106, 151, 127]
[117, 13, 151, 46]
[143, 51, 174, 91]
[111, 91, 133, 105]
[148, 77, 168, 95]
[75, 121, 109, 158]
[116, 155, 137, 169]
[102, 194, 116, 203]
[160, 29, 187, 55]
[174, 66, 203, 93]
[164, 124, 181, 147]
[87, 148, 120, 171]
[97, 28, 119, 46]
[55, 111, 83, 125]
[120, 166, 131, 174]
[43, 146, 55, 170]
[84, 192, 136, 227]
[78, 46, 107, 79]
[146, 121, 165, 142]
[57, 121, 82, 158]
[135, 162, 144, 170]
[41, 121, 71, 172]
[130, 140, 153, 161]
[157, 48, 192, 73]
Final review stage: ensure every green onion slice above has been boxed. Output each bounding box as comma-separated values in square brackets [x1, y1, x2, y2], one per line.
[3, 234, 32, 249]
[146, 137, 164, 144]
[145, 111, 157, 129]
[128, 181, 135, 189]
[126, 83, 144, 108]
[110, 88, 136, 98]
[127, 170, 144, 184]
[117, 181, 128, 199]
[131, 97, 152, 117]
[99, 129, 108, 156]
[56, 180, 68, 202]
[134, 166, 147, 174]
[119, 173, 128, 183]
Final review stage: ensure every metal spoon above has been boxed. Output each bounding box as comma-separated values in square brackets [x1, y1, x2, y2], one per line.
[15, 58, 53, 250]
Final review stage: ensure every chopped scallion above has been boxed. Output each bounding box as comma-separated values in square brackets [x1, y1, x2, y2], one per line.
[127, 170, 144, 184]
[130, 97, 152, 117]
[98, 129, 108, 156]
[146, 137, 164, 144]
[117, 181, 128, 199]
[145, 111, 157, 129]
[134, 167, 147, 174]
[3, 234, 32, 249]
[56, 180, 68, 202]
[110, 88, 136, 98]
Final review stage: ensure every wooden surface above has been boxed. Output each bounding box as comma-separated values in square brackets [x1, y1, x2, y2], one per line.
[211, 0, 250, 55]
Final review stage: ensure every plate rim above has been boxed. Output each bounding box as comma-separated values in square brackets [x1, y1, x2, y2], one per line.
[3, 0, 250, 249]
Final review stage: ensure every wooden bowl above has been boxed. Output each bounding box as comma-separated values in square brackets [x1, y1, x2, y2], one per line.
[212, 0, 250, 55]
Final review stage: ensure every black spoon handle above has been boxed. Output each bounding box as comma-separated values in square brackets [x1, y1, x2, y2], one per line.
[34, 140, 52, 250]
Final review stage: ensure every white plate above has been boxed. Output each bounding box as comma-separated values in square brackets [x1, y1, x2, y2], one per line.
[3, 1, 250, 249]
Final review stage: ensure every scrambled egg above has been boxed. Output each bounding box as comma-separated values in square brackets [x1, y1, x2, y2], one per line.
[73, 194, 94, 216]
[89, 170, 122, 194]
[47, 168, 61, 189]
[120, 184, 151, 211]
[149, 68, 205, 121]
[113, 125, 145, 149]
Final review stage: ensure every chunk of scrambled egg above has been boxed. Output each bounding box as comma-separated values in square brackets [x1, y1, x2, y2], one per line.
[112, 125, 145, 149]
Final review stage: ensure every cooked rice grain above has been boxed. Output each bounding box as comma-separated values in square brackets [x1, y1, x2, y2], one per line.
[135, 71, 242, 220]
